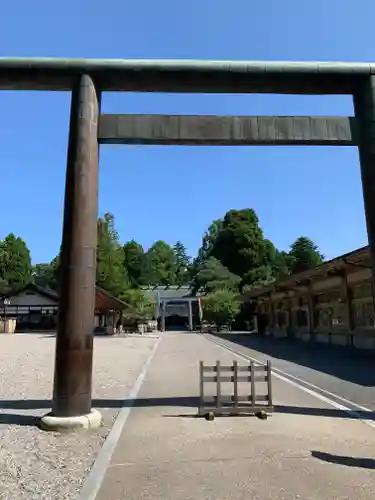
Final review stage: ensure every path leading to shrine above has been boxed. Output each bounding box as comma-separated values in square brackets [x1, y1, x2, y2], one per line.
[87, 332, 375, 500]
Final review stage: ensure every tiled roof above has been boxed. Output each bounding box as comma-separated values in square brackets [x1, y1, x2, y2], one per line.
[142, 285, 193, 301]
[245, 245, 371, 299]
[0, 283, 130, 311]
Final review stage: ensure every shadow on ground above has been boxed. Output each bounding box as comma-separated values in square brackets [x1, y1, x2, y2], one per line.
[211, 333, 375, 387]
[1, 397, 374, 426]
[311, 450, 375, 469]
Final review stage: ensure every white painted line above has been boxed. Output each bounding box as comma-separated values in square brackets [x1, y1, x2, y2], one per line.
[206, 335, 374, 412]
[228, 342, 373, 413]
[205, 335, 375, 429]
[268, 363, 373, 414]
[78, 334, 163, 500]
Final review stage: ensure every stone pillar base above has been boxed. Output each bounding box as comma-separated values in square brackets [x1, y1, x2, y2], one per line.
[39, 409, 102, 432]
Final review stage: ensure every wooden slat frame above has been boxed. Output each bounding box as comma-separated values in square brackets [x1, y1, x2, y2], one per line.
[203, 395, 270, 403]
[98, 114, 357, 146]
[202, 364, 267, 372]
[198, 359, 273, 416]
[202, 375, 267, 383]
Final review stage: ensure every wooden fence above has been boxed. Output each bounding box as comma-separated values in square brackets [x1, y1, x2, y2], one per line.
[199, 359, 273, 416]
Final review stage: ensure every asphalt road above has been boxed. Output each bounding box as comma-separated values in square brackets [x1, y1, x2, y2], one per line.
[204, 332, 375, 413]
[93, 332, 375, 500]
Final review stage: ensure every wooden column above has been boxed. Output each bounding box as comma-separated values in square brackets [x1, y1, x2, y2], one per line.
[119, 310, 124, 332]
[188, 300, 193, 332]
[161, 301, 166, 332]
[354, 76, 375, 309]
[52, 74, 100, 418]
[341, 269, 354, 334]
[307, 281, 315, 341]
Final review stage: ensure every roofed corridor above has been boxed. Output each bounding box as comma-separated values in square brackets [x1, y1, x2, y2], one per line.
[247, 245, 375, 351]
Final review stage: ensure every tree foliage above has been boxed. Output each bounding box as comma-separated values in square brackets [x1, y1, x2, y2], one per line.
[144, 240, 177, 286]
[120, 288, 155, 323]
[289, 236, 324, 274]
[192, 256, 241, 294]
[202, 289, 241, 328]
[123, 240, 146, 287]
[0, 234, 32, 296]
[33, 255, 60, 291]
[173, 241, 191, 286]
[210, 209, 265, 278]
[273, 250, 294, 281]
[17, 205, 324, 331]
[193, 209, 325, 297]
[96, 213, 128, 296]
[196, 218, 223, 265]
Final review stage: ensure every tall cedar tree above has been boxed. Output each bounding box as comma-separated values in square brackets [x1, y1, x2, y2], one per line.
[210, 209, 269, 287]
[145, 240, 177, 286]
[289, 236, 324, 274]
[96, 213, 128, 296]
[173, 241, 191, 286]
[0, 233, 32, 295]
[123, 240, 146, 287]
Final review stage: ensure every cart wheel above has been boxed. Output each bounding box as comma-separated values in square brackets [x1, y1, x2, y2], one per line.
[255, 410, 268, 420]
[205, 412, 215, 421]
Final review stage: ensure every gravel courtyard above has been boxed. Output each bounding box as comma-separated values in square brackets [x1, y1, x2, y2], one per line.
[0, 333, 159, 500]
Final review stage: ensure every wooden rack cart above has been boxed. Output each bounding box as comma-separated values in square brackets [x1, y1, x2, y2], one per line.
[199, 359, 273, 418]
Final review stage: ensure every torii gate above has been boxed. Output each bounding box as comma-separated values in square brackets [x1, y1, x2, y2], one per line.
[1, 58, 374, 430]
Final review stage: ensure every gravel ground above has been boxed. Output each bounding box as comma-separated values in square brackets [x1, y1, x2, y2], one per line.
[0, 333, 159, 500]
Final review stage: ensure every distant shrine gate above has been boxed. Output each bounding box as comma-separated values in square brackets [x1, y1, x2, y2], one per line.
[1, 58, 375, 427]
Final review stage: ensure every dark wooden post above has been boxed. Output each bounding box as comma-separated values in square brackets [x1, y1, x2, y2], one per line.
[307, 282, 315, 342]
[341, 268, 354, 346]
[48, 75, 100, 423]
[188, 300, 193, 332]
[161, 301, 166, 332]
[354, 77, 375, 306]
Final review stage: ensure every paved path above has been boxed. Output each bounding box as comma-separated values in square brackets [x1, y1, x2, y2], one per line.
[210, 333, 375, 411]
[92, 332, 375, 500]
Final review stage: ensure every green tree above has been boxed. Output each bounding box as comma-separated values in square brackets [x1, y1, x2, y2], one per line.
[242, 238, 278, 287]
[244, 241, 293, 286]
[121, 288, 155, 323]
[0, 233, 32, 295]
[123, 240, 146, 287]
[196, 218, 223, 264]
[0, 243, 10, 296]
[243, 265, 274, 288]
[210, 209, 269, 287]
[173, 241, 191, 286]
[96, 213, 129, 296]
[144, 240, 177, 285]
[289, 236, 324, 274]
[273, 250, 294, 280]
[191, 256, 241, 294]
[33, 255, 60, 290]
[202, 289, 241, 329]
[33, 263, 51, 288]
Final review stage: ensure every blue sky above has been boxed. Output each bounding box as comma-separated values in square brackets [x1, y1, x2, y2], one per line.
[0, 0, 373, 263]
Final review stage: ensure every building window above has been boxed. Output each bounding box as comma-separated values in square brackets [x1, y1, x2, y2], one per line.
[352, 300, 375, 328]
[296, 309, 309, 327]
[315, 306, 331, 328]
[315, 293, 328, 305]
[276, 311, 287, 328]
[331, 302, 346, 326]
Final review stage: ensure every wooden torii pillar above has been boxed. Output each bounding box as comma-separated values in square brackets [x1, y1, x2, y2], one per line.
[40, 75, 101, 431]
